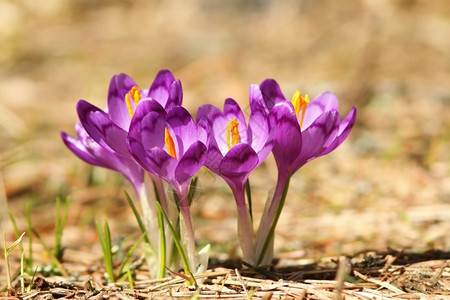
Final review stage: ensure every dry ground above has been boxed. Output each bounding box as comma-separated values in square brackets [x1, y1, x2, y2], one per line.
[0, 1, 449, 298]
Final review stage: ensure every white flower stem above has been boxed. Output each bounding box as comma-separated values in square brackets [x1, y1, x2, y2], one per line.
[232, 184, 255, 265]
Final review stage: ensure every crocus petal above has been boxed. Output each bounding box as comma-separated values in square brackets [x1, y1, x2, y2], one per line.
[269, 102, 303, 171]
[77, 100, 130, 157]
[260, 79, 287, 111]
[167, 106, 198, 154]
[140, 111, 167, 150]
[127, 136, 155, 174]
[107, 73, 139, 130]
[219, 143, 259, 180]
[147, 69, 176, 108]
[248, 99, 270, 151]
[175, 141, 207, 185]
[302, 92, 339, 129]
[321, 106, 357, 156]
[196, 104, 229, 154]
[249, 84, 266, 113]
[146, 147, 178, 185]
[292, 111, 340, 170]
[166, 80, 183, 109]
[61, 131, 108, 168]
[128, 99, 166, 141]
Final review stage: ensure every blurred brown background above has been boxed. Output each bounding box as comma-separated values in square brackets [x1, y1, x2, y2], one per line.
[0, 0, 449, 259]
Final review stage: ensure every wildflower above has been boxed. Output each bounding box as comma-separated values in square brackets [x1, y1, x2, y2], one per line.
[127, 101, 207, 273]
[196, 97, 275, 264]
[61, 70, 182, 277]
[254, 79, 357, 265]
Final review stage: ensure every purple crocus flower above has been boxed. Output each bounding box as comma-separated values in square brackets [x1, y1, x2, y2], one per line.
[254, 79, 357, 265]
[127, 100, 207, 272]
[196, 97, 275, 264]
[61, 70, 182, 277]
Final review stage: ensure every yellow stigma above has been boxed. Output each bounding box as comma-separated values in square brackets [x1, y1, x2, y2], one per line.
[226, 118, 240, 150]
[125, 86, 142, 117]
[291, 90, 310, 128]
[165, 128, 177, 159]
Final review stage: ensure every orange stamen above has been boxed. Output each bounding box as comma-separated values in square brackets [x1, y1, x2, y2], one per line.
[125, 86, 142, 117]
[226, 118, 240, 150]
[165, 128, 177, 159]
[291, 91, 310, 128]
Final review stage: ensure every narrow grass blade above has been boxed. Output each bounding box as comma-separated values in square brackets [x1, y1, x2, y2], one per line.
[116, 232, 146, 278]
[31, 228, 69, 277]
[188, 176, 198, 206]
[53, 197, 70, 260]
[245, 179, 253, 221]
[156, 201, 196, 286]
[124, 191, 150, 245]
[95, 221, 115, 283]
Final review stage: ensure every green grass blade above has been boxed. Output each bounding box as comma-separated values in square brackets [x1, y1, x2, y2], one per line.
[124, 191, 151, 245]
[95, 221, 115, 283]
[116, 232, 146, 278]
[156, 201, 194, 285]
[156, 203, 166, 278]
[245, 179, 253, 221]
[26, 203, 33, 269]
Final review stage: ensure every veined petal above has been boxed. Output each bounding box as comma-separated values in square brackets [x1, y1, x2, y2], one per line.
[260, 79, 287, 111]
[61, 131, 109, 168]
[302, 92, 339, 129]
[127, 136, 155, 174]
[249, 84, 266, 113]
[166, 106, 197, 154]
[140, 111, 167, 150]
[175, 141, 207, 185]
[146, 147, 178, 186]
[167, 80, 183, 109]
[248, 99, 270, 151]
[269, 102, 303, 172]
[107, 73, 139, 130]
[128, 99, 166, 141]
[147, 69, 176, 107]
[196, 104, 229, 153]
[77, 100, 130, 157]
[219, 143, 259, 180]
[321, 106, 357, 156]
[292, 111, 340, 170]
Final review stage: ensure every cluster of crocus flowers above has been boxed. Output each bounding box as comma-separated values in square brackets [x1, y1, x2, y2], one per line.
[62, 69, 356, 276]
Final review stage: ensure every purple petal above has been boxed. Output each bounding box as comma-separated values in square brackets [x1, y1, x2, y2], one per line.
[61, 131, 108, 168]
[268, 102, 303, 172]
[196, 104, 229, 154]
[166, 80, 183, 109]
[175, 141, 207, 185]
[147, 69, 176, 107]
[107, 73, 138, 130]
[255, 126, 276, 165]
[219, 143, 259, 181]
[146, 147, 178, 187]
[321, 106, 357, 155]
[166, 106, 197, 154]
[129, 100, 166, 140]
[302, 92, 339, 129]
[127, 136, 155, 174]
[292, 111, 340, 170]
[140, 111, 167, 150]
[248, 99, 270, 151]
[260, 79, 287, 111]
[77, 100, 130, 157]
[249, 84, 266, 113]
